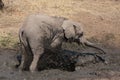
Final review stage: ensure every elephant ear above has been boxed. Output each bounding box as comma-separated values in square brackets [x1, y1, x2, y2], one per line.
[62, 20, 76, 39]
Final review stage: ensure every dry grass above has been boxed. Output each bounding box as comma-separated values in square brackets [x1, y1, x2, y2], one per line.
[0, 0, 120, 48]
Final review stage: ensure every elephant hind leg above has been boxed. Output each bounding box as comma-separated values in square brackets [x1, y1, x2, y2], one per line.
[30, 47, 44, 72]
[21, 46, 33, 71]
[29, 40, 44, 71]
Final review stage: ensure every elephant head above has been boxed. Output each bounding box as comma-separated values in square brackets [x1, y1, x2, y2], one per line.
[62, 20, 106, 54]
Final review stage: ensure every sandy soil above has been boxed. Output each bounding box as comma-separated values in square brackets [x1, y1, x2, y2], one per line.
[0, 0, 120, 48]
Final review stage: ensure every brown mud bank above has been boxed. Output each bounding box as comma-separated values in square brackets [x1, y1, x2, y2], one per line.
[0, 46, 120, 80]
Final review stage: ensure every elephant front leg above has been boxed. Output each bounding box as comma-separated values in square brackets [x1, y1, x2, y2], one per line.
[30, 47, 44, 72]
[50, 37, 62, 50]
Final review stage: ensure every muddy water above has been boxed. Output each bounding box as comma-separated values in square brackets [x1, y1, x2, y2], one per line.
[0, 47, 120, 80]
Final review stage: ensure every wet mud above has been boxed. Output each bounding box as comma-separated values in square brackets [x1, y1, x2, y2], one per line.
[0, 47, 120, 80]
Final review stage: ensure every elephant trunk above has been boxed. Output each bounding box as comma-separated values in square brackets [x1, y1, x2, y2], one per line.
[84, 40, 106, 54]
[78, 37, 106, 54]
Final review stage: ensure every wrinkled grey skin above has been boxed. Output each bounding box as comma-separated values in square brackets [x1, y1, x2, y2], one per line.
[19, 14, 105, 72]
[0, 0, 4, 10]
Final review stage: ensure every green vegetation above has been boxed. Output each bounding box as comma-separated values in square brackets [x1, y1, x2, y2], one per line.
[0, 33, 18, 48]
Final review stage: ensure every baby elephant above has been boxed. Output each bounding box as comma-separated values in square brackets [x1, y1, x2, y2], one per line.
[19, 14, 105, 72]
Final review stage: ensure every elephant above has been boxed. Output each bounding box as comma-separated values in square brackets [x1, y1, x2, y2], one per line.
[0, 0, 4, 10]
[18, 14, 105, 72]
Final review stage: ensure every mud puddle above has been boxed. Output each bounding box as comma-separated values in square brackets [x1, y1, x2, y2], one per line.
[0, 47, 120, 80]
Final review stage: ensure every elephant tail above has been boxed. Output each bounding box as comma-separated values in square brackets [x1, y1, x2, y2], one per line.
[19, 28, 33, 54]
[17, 29, 27, 68]
[17, 28, 33, 68]
[19, 29, 28, 47]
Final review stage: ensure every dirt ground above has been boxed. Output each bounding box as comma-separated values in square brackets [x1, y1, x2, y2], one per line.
[0, 0, 120, 48]
[0, 0, 120, 80]
[0, 46, 120, 80]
